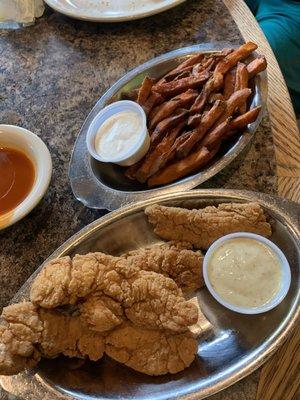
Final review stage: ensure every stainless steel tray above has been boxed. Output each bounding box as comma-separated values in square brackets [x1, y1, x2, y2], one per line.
[1, 189, 299, 400]
[69, 45, 267, 211]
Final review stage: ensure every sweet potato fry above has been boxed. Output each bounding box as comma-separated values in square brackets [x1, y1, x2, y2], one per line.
[149, 89, 198, 129]
[143, 92, 164, 116]
[135, 123, 185, 182]
[190, 49, 232, 77]
[235, 63, 248, 91]
[217, 48, 234, 57]
[156, 66, 192, 86]
[137, 77, 154, 106]
[187, 113, 202, 128]
[192, 57, 215, 76]
[176, 99, 226, 157]
[223, 70, 236, 100]
[215, 88, 252, 126]
[234, 63, 249, 114]
[208, 93, 224, 103]
[217, 106, 262, 143]
[160, 53, 205, 82]
[174, 70, 191, 80]
[199, 118, 231, 149]
[190, 72, 223, 114]
[151, 109, 188, 143]
[230, 106, 262, 130]
[215, 42, 258, 75]
[148, 146, 219, 187]
[153, 71, 210, 97]
[247, 56, 267, 79]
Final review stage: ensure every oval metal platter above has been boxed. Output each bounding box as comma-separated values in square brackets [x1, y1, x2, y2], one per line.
[69, 45, 267, 211]
[1, 189, 299, 400]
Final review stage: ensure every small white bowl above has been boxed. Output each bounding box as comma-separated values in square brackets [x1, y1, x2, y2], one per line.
[86, 100, 150, 167]
[203, 232, 291, 314]
[0, 125, 52, 230]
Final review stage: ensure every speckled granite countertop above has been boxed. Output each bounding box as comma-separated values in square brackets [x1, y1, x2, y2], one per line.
[0, 0, 276, 398]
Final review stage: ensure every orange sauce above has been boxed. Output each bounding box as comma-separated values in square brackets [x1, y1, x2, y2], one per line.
[0, 147, 35, 215]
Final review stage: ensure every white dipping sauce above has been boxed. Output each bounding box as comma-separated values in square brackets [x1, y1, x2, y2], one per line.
[95, 111, 141, 159]
[208, 238, 282, 308]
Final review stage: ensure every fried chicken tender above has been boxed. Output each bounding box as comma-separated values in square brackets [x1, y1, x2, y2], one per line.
[1, 302, 43, 358]
[0, 302, 105, 375]
[105, 323, 197, 375]
[30, 253, 198, 333]
[145, 202, 272, 249]
[39, 308, 105, 360]
[0, 328, 40, 375]
[123, 242, 204, 292]
[79, 295, 124, 332]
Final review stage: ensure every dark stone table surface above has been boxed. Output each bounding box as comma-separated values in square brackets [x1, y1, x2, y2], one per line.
[0, 0, 276, 398]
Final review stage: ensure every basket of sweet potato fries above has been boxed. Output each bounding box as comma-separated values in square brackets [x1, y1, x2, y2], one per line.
[123, 42, 267, 187]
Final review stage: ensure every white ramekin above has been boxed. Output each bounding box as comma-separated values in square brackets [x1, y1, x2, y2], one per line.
[203, 232, 291, 314]
[86, 100, 150, 167]
[0, 125, 52, 230]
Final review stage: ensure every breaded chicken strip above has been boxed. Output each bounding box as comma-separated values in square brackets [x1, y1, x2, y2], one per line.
[145, 202, 272, 249]
[30, 253, 198, 333]
[79, 295, 124, 332]
[0, 302, 105, 375]
[39, 309, 105, 360]
[0, 326, 41, 375]
[122, 242, 204, 292]
[105, 322, 197, 375]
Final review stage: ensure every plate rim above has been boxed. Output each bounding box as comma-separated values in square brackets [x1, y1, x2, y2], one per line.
[69, 44, 268, 211]
[44, 0, 186, 22]
[2, 189, 299, 400]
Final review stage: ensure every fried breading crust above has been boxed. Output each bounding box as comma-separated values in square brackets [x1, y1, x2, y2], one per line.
[145, 202, 272, 249]
[0, 300, 201, 376]
[79, 295, 124, 332]
[0, 302, 105, 375]
[123, 242, 204, 292]
[30, 253, 198, 333]
[105, 322, 197, 375]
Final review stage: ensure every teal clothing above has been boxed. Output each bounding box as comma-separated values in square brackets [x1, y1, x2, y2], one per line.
[245, 0, 300, 116]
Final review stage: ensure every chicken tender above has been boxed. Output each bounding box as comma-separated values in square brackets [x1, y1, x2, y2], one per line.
[105, 323, 197, 375]
[0, 328, 40, 376]
[123, 242, 204, 292]
[0, 302, 105, 375]
[39, 309, 105, 361]
[145, 202, 272, 249]
[30, 253, 198, 333]
[79, 295, 124, 332]
[1, 302, 43, 362]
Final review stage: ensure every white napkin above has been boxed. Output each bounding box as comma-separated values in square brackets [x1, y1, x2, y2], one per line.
[0, 0, 44, 26]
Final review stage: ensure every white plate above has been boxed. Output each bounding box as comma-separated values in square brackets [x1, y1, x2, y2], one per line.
[44, 0, 186, 22]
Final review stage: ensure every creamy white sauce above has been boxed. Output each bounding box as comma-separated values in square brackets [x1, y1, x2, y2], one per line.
[95, 111, 141, 160]
[208, 238, 282, 308]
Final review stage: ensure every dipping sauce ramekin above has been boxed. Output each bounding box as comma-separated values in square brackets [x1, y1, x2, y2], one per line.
[0, 125, 52, 230]
[203, 232, 291, 314]
[86, 100, 150, 167]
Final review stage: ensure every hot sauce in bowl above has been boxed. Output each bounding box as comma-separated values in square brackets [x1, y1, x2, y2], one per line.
[0, 147, 35, 215]
[0, 125, 52, 229]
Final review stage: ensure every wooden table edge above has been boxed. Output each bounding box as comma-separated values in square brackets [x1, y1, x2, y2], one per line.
[223, 0, 300, 204]
[222, 1, 300, 399]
